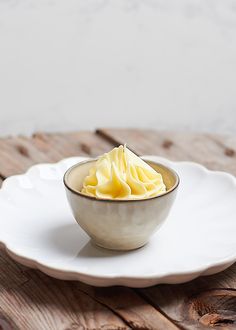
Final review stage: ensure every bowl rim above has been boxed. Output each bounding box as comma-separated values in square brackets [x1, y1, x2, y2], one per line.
[63, 158, 180, 203]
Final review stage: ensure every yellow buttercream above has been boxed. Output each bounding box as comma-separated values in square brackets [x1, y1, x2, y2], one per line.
[81, 145, 166, 200]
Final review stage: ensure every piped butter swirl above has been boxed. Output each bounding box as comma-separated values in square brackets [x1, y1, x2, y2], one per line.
[81, 145, 166, 200]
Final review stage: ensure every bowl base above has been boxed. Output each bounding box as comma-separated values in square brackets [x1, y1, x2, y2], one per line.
[91, 239, 148, 251]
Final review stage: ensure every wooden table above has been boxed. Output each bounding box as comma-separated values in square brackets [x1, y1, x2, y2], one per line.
[0, 128, 236, 330]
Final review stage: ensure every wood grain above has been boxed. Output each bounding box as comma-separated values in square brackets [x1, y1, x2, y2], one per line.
[0, 129, 236, 330]
[137, 264, 236, 329]
[74, 284, 180, 330]
[0, 132, 112, 178]
[0, 266, 129, 330]
[0, 130, 182, 330]
[97, 128, 236, 329]
[0, 132, 130, 330]
[97, 128, 236, 175]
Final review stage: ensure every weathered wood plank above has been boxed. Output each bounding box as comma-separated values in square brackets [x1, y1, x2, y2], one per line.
[73, 284, 180, 330]
[97, 128, 236, 175]
[0, 132, 130, 330]
[0, 247, 28, 289]
[0, 308, 19, 330]
[0, 131, 180, 330]
[0, 263, 129, 330]
[0, 131, 112, 178]
[138, 263, 236, 329]
[98, 128, 236, 329]
[1, 129, 236, 330]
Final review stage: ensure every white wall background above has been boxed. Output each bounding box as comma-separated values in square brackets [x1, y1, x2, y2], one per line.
[0, 0, 236, 136]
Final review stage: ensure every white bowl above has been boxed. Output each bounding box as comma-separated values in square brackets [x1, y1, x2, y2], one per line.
[64, 159, 179, 251]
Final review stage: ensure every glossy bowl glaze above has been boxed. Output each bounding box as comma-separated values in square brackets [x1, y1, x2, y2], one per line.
[64, 159, 179, 250]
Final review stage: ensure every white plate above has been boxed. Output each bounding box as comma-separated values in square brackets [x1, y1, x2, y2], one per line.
[0, 156, 236, 287]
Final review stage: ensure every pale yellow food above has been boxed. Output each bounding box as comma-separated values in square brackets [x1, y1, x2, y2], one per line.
[81, 145, 166, 200]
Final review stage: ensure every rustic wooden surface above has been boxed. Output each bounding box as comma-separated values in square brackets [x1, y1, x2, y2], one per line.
[0, 128, 236, 330]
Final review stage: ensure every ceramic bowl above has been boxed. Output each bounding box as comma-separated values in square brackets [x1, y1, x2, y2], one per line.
[63, 159, 179, 251]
